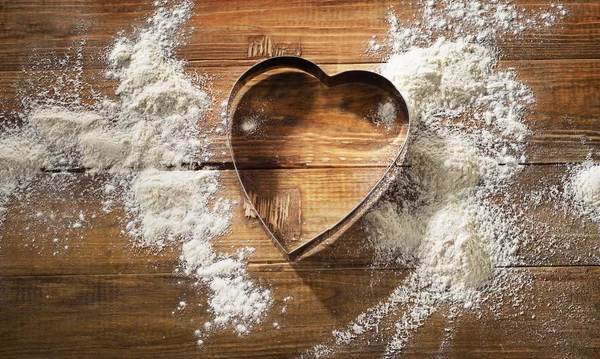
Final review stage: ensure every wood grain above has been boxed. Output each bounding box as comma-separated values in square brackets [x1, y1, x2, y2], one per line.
[1, 59, 600, 165]
[1, 165, 599, 278]
[0, 267, 598, 358]
[1, 0, 600, 358]
[0, 0, 599, 73]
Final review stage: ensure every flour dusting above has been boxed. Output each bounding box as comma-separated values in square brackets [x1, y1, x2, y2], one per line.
[0, 0, 590, 355]
[303, 1, 569, 357]
[0, 0, 271, 340]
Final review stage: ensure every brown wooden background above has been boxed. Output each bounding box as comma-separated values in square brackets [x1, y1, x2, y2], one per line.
[1, 0, 600, 358]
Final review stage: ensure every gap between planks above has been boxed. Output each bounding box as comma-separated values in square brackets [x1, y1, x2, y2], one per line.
[2, 264, 599, 279]
[32, 162, 591, 174]
[2, 57, 599, 72]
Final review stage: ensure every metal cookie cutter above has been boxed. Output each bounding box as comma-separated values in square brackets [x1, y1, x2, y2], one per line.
[226, 56, 411, 261]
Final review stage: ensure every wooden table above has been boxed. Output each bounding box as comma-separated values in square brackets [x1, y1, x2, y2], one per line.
[1, 1, 599, 358]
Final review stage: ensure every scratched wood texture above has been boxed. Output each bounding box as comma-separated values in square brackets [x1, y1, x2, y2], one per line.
[1, 1, 600, 359]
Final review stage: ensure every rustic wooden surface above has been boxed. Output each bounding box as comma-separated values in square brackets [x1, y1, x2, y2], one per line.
[1, 1, 600, 358]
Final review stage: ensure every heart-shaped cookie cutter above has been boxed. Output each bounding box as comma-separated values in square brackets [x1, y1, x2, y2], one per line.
[226, 56, 411, 261]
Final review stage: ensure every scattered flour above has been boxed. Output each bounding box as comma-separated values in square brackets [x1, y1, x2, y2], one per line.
[0, 0, 582, 354]
[240, 116, 260, 134]
[99, 1, 210, 170]
[304, 1, 568, 357]
[382, 38, 533, 143]
[0, 133, 46, 236]
[374, 101, 397, 130]
[374, 0, 567, 53]
[3, 1, 210, 174]
[0, 0, 272, 341]
[125, 170, 226, 248]
[0, 134, 46, 179]
[129, 170, 272, 335]
[569, 163, 600, 208]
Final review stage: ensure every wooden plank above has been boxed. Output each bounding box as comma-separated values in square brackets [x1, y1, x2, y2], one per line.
[0, 1, 599, 72]
[0, 268, 405, 358]
[0, 171, 390, 276]
[0, 267, 597, 358]
[349, 267, 600, 359]
[495, 163, 600, 267]
[508, 58, 600, 163]
[1, 58, 599, 165]
[215, 59, 600, 165]
[294, 164, 600, 270]
[0, 0, 391, 72]
[0, 62, 411, 168]
[188, 0, 600, 63]
[0, 173, 181, 276]
[2, 164, 600, 277]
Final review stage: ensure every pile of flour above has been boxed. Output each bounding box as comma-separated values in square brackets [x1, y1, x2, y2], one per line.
[304, 1, 568, 357]
[328, 40, 531, 356]
[565, 161, 600, 222]
[371, 36, 533, 305]
[0, 0, 271, 340]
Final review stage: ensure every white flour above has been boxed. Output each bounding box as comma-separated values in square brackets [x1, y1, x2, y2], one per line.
[377, 0, 567, 53]
[367, 41, 531, 300]
[0, 134, 46, 235]
[4, 1, 210, 174]
[129, 170, 272, 335]
[306, 1, 567, 357]
[374, 101, 397, 130]
[0, 0, 271, 340]
[382, 38, 532, 143]
[100, 2, 210, 170]
[0, 134, 45, 180]
[0, 0, 584, 354]
[182, 243, 272, 335]
[565, 161, 600, 221]
[125, 170, 226, 248]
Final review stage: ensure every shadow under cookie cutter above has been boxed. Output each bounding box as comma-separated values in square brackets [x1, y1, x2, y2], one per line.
[226, 56, 411, 261]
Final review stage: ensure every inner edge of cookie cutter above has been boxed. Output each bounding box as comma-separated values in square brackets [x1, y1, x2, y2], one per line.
[226, 56, 411, 261]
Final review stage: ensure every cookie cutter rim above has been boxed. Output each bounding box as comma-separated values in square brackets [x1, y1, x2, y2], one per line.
[226, 56, 411, 261]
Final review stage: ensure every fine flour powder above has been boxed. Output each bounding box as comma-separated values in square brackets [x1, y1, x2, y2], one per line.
[0, 0, 272, 340]
[304, 1, 570, 357]
[1, 0, 594, 356]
